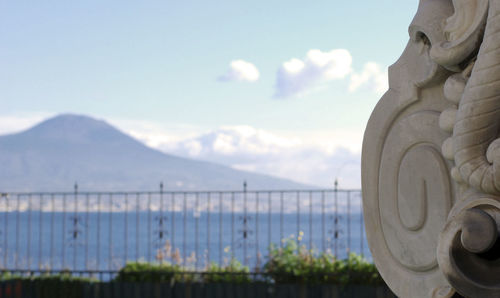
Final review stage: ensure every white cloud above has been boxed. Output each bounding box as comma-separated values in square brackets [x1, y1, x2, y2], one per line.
[218, 59, 260, 82]
[105, 118, 363, 188]
[274, 49, 353, 98]
[274, 49, 389, 98]
[153, 125, 362, 188]
[212, 133, 238, 154]
[106, 119, 363, 189]
[348, 62, 388, 95]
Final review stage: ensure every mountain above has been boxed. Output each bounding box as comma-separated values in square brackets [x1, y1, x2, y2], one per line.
[0, 114, 313, 192]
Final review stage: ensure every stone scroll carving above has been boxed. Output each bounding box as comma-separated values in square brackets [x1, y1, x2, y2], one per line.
[362, 0, 500, 297]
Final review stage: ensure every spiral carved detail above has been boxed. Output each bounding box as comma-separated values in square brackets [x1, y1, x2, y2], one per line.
[437, 198, 500, 298]
[379, 112, 452, 272]
[363, 106, 454, 297]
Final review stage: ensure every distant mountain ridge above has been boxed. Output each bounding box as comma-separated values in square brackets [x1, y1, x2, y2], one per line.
[0, 114, 312, 192]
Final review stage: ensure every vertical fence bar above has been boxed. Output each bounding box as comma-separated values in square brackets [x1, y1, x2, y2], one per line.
[4, 194, 8, 268]
[347, 191, 351, 253]
[243, 189, 247, 266]
[147, 193, 151, 263]
[97, 194, 101, 271]
[207, 192, 211, 267]
[15, 195, 20, 269]
[159, 185, 164, 265]
[136, 193, 140, 261]
[280, 191, 284, 248]
[231, 192, 235, 259]
[38, 194, 43, 270]
[62, 194, 66, 269]
[27, 194, 32, 270]
[124, 193, 128, 265]
[296, 191, 300, 244]
[50, 194, 55, 270]
[321, 191, 325, 252]
[309, 191, 313, 250]
[73, 189, 78, 270]
[195, 192, 199, 269]
[171, 193, 175, 263]
[85, 193, 90, 270]
[183, 192, 187, 270]
[334, 182, 338, 258]
[219, 192, 223, 266]
[108, 193, 113, 271]
[255, 192, 259, 269]
[268, 191, 271, 254]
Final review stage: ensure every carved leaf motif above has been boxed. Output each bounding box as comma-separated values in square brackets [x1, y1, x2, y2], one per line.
[444, 0, 482, 41]
[430, 0, 488, 71]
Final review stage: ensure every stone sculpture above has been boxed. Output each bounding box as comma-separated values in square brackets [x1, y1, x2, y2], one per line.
[362, 0, 500, 297]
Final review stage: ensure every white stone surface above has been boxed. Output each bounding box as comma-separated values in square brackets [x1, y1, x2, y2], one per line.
[362, 0, 500, 297]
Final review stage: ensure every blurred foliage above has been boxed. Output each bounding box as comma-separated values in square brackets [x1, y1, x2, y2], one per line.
[0, 270, 96, 282]
[264, 236, 383, 285]
[113, 262, 187, 283]
[0, 237, 383, 288]
[204, 258, 251, 283]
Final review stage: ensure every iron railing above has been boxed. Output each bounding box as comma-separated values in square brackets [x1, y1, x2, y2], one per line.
[0, 186, 366, 280]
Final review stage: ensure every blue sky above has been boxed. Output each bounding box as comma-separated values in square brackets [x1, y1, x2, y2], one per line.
[0, 1, 419, 188]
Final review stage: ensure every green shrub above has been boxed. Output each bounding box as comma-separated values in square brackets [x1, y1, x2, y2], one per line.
[115, 260, 252, 284]
[264, 237, 383, 285]
[0, 271, 96, 282]
[0, 240, 384, 288]
[204, 258, 251, 283]
[265, 237, 338, 284]
[113, 262, 187, 283]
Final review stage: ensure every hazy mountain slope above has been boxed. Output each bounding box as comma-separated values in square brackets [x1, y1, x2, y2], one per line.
[0, 114, 312, 192]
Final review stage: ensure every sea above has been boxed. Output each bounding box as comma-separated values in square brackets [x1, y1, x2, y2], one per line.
[0, 211, 370, 274]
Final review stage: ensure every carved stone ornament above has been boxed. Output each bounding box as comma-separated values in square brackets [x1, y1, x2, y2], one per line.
[362, 0, 500, 297]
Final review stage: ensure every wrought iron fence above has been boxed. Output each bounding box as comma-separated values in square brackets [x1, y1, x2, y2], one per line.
[0, 186, 366, 280]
